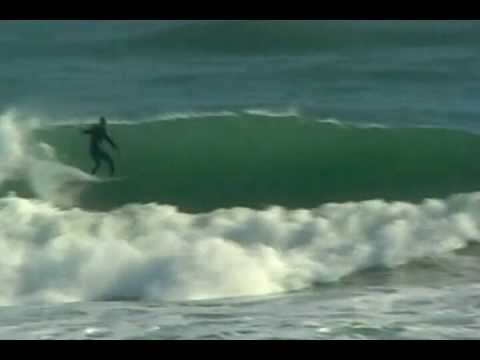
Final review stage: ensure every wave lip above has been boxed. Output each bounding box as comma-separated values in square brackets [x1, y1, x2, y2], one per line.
[244, 108, 299, 118]
[1, 109, 479, 212]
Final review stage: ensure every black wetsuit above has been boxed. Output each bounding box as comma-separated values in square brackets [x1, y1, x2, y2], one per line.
[83, 124, 118, 176]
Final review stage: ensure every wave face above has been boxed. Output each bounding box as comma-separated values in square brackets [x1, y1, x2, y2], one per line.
[20, 113, 480, 212]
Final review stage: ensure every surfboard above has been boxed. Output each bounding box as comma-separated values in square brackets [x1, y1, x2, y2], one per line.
[96, 176, 127, 183]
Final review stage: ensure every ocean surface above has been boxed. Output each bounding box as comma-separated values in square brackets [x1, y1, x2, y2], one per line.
[0, 20, 480, 340]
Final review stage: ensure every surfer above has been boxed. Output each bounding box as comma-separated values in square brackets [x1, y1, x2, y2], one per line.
[81, 117, 118, 176]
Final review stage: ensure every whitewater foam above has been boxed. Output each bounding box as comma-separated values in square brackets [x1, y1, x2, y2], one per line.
[0, 112, 97, 207]
[0, 191, 479, 306]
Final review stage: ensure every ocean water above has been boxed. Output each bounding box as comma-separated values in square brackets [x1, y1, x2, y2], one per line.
[0, 20, 480, 340]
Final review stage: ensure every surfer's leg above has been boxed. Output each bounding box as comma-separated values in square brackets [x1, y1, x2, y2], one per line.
[91, 152, 101, 175]
[99, 151, 115, 176]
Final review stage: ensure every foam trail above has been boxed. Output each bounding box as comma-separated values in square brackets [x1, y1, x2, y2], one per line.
[0, 111, 96, 207]
[0, 192, 479, 305]
[0, 111, 30, 184]
[27, 159, 98, 207]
